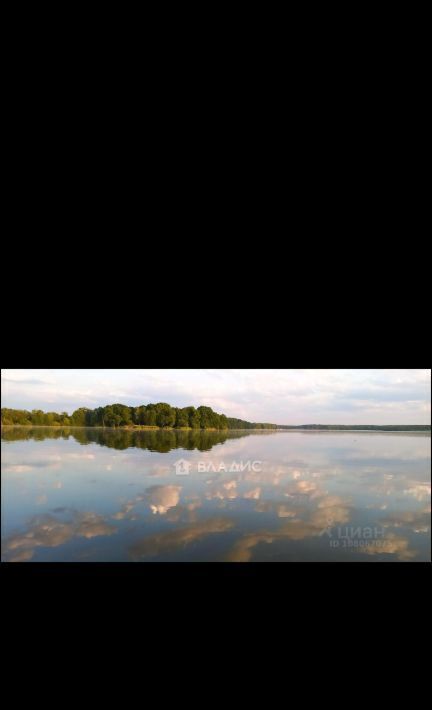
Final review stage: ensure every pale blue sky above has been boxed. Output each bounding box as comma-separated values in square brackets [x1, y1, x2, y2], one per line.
[1, 369, 430, 424]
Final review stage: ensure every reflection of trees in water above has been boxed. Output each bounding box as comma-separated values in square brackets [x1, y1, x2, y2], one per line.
[2, 427, 73, 442]
[1, 427, 251, 452]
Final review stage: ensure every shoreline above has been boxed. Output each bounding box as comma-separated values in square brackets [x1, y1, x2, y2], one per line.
[1, 425, 430, 433]
[0, 424, 226, 432]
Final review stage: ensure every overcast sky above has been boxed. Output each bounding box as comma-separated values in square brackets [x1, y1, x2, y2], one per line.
[1, 369, 430, 424]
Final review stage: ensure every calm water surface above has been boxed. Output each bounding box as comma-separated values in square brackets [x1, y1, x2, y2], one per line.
[1, 428, 430, 562]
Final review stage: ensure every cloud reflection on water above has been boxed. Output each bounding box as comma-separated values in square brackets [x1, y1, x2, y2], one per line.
[2, 511, 117, 562]
[2, 429, 430, 561]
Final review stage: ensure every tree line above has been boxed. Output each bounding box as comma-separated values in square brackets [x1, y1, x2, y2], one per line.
[225, 417, 277, 430]
[0, 404, 277, 430]
[2, 406, 428, 431]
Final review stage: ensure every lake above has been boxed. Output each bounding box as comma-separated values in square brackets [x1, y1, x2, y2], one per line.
[1, 427, 430, 562]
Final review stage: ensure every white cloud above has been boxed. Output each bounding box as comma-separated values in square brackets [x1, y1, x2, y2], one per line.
[243, 487, 262, 500]
[145, 485, 182, 515]
[2, 511, 117, 561]
[403, 483, 431, 502]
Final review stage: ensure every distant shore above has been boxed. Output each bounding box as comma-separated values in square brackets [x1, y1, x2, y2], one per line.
[276, 428, 431, 433]
[1, 424, 430, 433]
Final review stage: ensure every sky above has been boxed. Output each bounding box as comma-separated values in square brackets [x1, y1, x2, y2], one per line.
[1, 369, 430, 425]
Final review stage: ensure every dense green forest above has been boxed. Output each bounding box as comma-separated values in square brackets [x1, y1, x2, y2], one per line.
[277, 424, 431, 431]
[0, 404, 277, 430]
[1, 406, 428, 431]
